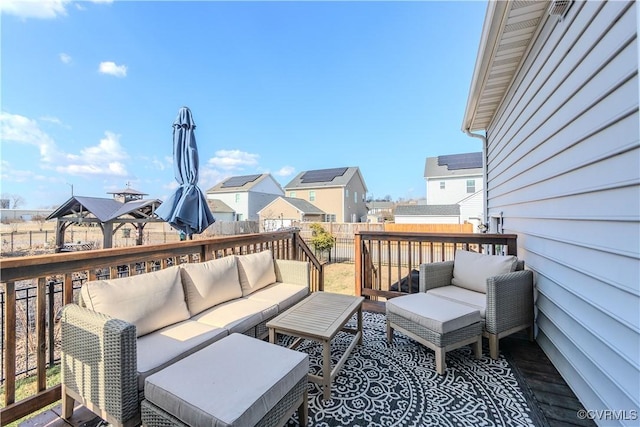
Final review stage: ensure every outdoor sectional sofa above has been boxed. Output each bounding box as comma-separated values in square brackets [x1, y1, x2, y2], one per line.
[60, 250, 311, 427]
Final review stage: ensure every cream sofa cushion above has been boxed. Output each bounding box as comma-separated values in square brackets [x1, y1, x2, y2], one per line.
[236, 250, 277, 296]
[193, 298, 278, 334]
[80, 266, 190, 337]
[427, 285, 486, 318]
[386, 293, 481, 334]
[180, 256, 243, 316]
[137, 320, 227, 391]
[451, 250, 517, 294]
[144, 333, 309, 427]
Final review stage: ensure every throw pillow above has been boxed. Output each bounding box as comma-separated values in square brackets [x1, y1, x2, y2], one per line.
[80, 265, 190, 337]
[180, 256, 243, 316]
[236, 250, 277, 296]
[451, 249, 517, 293]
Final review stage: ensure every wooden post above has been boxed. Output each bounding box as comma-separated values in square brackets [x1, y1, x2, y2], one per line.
[103, 222, 113, 249]
[4, 281, 16, 407]
[37, 277, 46, 392]
[354, 233, 362, 297]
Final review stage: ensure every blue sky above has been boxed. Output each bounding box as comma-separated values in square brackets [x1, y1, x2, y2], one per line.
[1, 0, 486, 209]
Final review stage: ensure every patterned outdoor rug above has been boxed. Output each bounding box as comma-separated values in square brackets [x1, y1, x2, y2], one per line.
[283, 311, 539, 427]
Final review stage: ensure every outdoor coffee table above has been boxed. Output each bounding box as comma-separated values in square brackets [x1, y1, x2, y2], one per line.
[267, 291, 365, 400]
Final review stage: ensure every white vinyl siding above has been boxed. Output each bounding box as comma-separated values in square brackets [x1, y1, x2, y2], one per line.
[427, 176, 483, 205]
[484, 1, 639, 422]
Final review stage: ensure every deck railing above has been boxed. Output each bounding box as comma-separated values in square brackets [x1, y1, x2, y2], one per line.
[354, 231, 518, 300]
[0, 230, 322, 425]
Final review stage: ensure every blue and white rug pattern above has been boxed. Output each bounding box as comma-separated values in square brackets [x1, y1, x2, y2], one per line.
[283, 311, 537, 427]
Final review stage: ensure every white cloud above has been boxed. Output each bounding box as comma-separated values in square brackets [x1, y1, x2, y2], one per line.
[1, 112, 131, 178]
[140, 156, 167, 171]
[165, 181, 179, 191]
[1, 0, 112, 19]
[59, 53, 72, 64]
[274, 165, 295, 177]
[0, 0, 70, 19]
[0, 112, 58, 162]
[208, 149, 259, 170]
[199, 167, 229, 191]
[99, 61, 127, 78]
[0, 160, 45, 183]
[58, 131, 129, 176]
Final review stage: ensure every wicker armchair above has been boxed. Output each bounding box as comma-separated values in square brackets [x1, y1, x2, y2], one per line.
[419, 252, 534, 359]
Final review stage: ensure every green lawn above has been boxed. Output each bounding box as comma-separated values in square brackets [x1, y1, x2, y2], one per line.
[0, 365, 61, 427]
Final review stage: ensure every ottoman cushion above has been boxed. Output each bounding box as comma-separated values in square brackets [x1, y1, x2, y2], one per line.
[387, 293, 481, 334]
[144, 333, 308, 427]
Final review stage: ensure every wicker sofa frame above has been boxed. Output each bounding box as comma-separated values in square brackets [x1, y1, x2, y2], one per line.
[61, 258, 311, 427]
[419, 259, 534, 359]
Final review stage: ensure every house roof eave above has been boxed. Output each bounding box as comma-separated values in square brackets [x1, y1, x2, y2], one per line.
[462, 1, 548, 132]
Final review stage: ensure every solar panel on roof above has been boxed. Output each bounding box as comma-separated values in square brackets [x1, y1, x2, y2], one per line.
[221, 174, 262, 188]
[437, 153, 482, 170]
[300, 167, 348, 183]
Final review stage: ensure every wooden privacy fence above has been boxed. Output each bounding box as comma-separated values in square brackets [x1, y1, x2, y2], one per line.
[383, 223, 473, 233]
[354, 231, 518, 301]
[0, 230, 322, 425]
[294, 222, 473, 238]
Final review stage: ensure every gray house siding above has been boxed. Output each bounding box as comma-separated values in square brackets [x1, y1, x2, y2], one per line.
[484, 1, 639, 424]
[247, 192, 281, 222]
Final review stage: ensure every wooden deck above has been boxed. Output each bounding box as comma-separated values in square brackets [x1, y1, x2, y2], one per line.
[19, 301, 595, 427]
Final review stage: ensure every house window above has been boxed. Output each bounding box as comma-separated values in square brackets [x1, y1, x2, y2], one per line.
[346, 189, 349, 198]
[325, 214, 336, 222]
[440, 181, 445, 190]
[235, 193, 240, 203]
[289, 191, 296, 198]
[466, 179, 475, 193]
[309, 191, 315, 202]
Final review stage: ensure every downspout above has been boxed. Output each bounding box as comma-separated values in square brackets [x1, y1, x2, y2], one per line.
[463, 129, 488, 232]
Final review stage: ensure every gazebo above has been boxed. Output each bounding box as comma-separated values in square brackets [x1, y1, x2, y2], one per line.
[47, 191, 163, 251]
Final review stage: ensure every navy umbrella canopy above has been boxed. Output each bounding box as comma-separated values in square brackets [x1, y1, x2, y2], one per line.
[156, 106, 215, 236]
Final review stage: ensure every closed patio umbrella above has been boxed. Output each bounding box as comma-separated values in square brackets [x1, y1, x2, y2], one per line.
[156, 106, 215, 236]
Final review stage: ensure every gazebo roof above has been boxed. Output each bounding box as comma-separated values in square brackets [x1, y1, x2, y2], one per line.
[47, 196, 162, 222]
[107, 187, 148, 196]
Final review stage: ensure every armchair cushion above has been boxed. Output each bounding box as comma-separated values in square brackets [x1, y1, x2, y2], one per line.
[451, 250, 517, 293]
[236, 250, 277, 296]
[80, 265, 190, 337]
[180, 256, 243, 316]
[427, 285, 486, 318]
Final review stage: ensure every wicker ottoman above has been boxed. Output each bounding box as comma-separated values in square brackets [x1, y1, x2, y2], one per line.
[141, 333, 309, 427]
[386, 293, 482, 375]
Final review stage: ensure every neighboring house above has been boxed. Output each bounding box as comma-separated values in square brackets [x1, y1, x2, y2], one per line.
[367, 201, 394, 216]
[457, 190, 484, 231]
[206, 173, 284, 221]
[284, 167, 368, 223]
[424, 152, 484, 207]
[257, 197, 325, 231]
[394, 204, 460, 224]
[366, 201, 394, 223]
[206, 199, 235, 222]
[462, 0, 638, 421]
